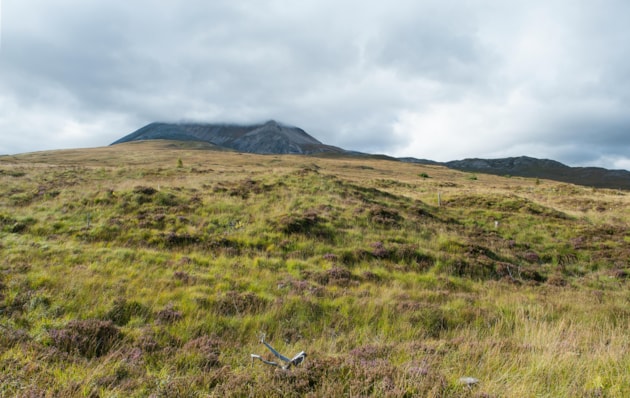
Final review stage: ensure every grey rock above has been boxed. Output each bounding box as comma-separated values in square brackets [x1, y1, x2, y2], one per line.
[458, 376, 480, 386]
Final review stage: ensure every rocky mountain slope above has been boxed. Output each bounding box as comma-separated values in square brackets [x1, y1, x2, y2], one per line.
[111, 120, 346, 155]
[400, 156, 630, 189]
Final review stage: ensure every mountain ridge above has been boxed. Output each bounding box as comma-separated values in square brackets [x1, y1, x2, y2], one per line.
[111, 120, 346, 155]
[401, 155, 630, 190]
[112, 121, 630, 189]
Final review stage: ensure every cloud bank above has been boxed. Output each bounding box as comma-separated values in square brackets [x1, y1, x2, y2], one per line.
[1, 0, 629, 169]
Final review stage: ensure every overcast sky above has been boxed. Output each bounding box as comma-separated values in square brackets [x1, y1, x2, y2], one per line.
[1, 1, 629, 169]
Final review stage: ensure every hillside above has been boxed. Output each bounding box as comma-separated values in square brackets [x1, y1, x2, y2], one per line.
[445, 156, 630, 190]
[1, 141, 629, 397]
[401, 156, 630, 190]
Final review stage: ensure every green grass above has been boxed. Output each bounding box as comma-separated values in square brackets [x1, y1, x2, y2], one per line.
[0, 141, 629, 397]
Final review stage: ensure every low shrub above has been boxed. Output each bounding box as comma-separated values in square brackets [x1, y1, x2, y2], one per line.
[213, 291, 268, 316]
[309, 266, 355, 287]
[368, 205, 402, 226]
[132, 186, 157, 196]
[178, 336, 222, 371]
[279, 210, 321, 234]
[277, 210, 335, 240]
[106, 298, 151, 326]
[156, 304, 183, 324]
[228, 178, 271, 199]
[163, 232, 199, 247]
[49, 319, 122, 358]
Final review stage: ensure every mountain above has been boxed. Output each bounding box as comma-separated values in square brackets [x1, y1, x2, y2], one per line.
[112, 122, 629, 189]
[111, 120, 346, 155]
[400, 156, 630, 190]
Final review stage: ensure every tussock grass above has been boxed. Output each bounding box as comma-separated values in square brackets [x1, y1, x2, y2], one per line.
[1, 141, 628, 396]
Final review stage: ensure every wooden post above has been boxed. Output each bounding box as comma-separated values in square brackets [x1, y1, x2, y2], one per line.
[438, 192, 441, 207]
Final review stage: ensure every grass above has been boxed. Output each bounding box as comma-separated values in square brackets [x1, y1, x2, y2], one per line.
[0, 140, 629, 397]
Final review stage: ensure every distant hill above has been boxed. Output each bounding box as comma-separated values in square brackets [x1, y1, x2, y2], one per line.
[112, 121, 629, 190]
[111, 120, 346, 155]
[401, 156, 630, 190]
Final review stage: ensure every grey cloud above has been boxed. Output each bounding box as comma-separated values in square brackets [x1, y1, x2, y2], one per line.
[0, 0, 629, 170]
[370, 7, 488, 85]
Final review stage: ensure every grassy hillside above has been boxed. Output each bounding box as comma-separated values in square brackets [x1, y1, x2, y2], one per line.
[1, 141, 629, 397]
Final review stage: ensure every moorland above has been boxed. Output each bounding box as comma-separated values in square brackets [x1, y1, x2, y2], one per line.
[1, 140, 628, 397]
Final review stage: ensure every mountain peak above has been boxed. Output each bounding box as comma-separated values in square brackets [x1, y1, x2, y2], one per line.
[111, 121, 344, 155]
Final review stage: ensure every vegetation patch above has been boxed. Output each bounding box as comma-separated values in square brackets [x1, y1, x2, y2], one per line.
[213, 291, 269, 316]
[179, 336, 222, 370]
[368, 205, 402, 226]
[132, 186, 157, 196]
[106, 298, 151, 326]
[0, 213, 36, 233]
[49, 319, 122, 358]
[312, 266, 356, 287]
[446, 193, 570, 218]
[277, 209, 335, 240]
[214, 178, 274, 199]
[163, 231, 200, 247]
[155, 303, 183, 324]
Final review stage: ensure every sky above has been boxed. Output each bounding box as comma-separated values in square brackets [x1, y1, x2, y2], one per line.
[1, 0, 629, 170]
